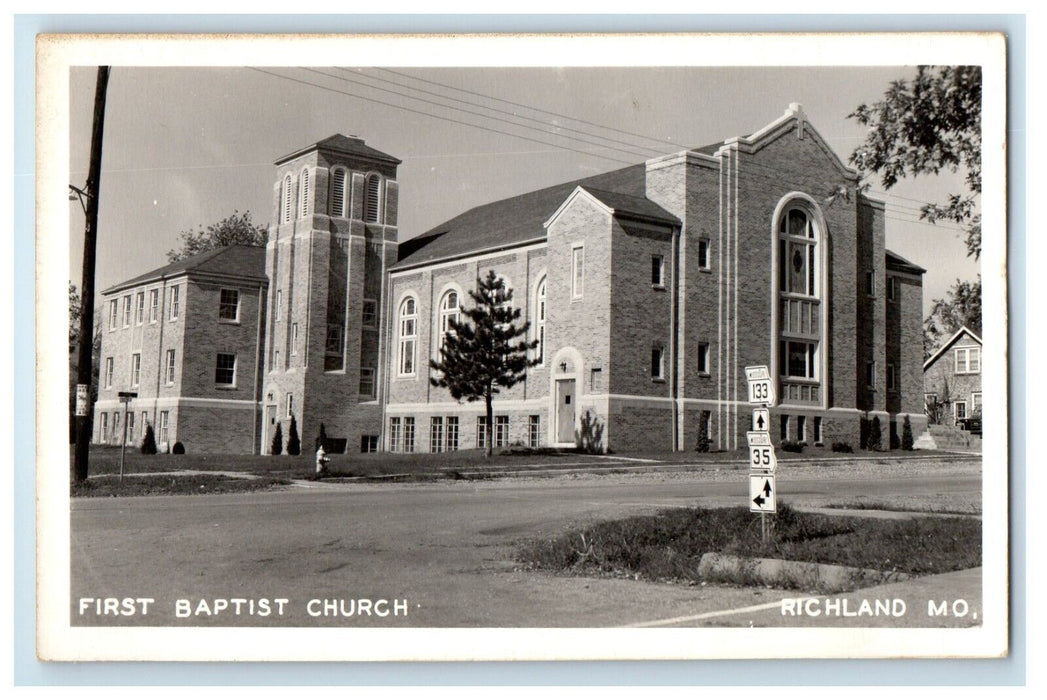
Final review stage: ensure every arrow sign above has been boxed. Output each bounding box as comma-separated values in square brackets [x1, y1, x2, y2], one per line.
[752, 408, 769, 432]
[750, 475, 777, 513]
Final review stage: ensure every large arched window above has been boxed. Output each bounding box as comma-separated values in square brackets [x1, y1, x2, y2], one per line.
[364, 173, 381, 223]
[775, 202, 824, 403]
[534, 276, 546, 365]
[778, 207, 817, 297]
[298, 168, 311, 218]
[438, 290, 460, 351]
[330, 167, 347, 218]
[282, 174, 293, 224]
[398, 296, 417, 376]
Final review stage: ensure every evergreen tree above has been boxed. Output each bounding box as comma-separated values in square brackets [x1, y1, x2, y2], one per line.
[315, 422, 328, 451]
[140, 423, 157, 455]
[430, 271, 539, 457]
[868, 416, 883, 452]
[287, 415, 301, 455]
[271, 422, 283, 456]
[902, 415, 915, 451]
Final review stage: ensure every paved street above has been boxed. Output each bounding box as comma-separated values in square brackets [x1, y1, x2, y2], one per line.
[71, 460, 983, 628]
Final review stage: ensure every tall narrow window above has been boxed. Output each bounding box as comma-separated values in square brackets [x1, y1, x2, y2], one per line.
[797, 416, 806, 442]
[325, 324, 344, 371]
[219, 289, 240, 321]
[215, 353, 237, 386]
[813, 416, 823, 444]
[282, 174, 293, 224]
[100, 413, 108, 443]
[779, 208, 817, 297]
[430, 417, 444, 453]
[403, 417, 415, 453]
[651, 345, 665, 381]
[159, 411, 169, 445]
[123, 296, 132, 327]
[572, 246, 584, 299]
[438, 290, 460, 355]
[362, 299, 378, 327]
[104, 357, 114, 388]
[388, 417, 402, 452]
[169, 285, 180, 320]
[131, 353, 141, 387]
[528, 415, 541, 448]
[112, 412, 120, 444]
[291, 323, 299, 355]
[776, 203, 822, 408]
[364, 174, 381, 223]
[495, 416, 509, 448]
[286, 393, 294, 419]
[398, 297, 417, 376]
[535, 277, 546, 364]
[359, 367, 376, 398]
[298, 168, 310, 218]
[697, 342, 711, 375]
[275, 290, 282, 322]
[476, 416, 488, 450]
[446, 416, 459, 451]
[887, 363, 897, 391]
[108, 300, 118, 330]
[651, 255, 665, 287]
[330, 168, 347, 217]
[149, 289, 158, 323]
[698, 238, 711, 270]
[135, 291, 144, 325]
[165, 349, 176, 385]
[126, 412, 135, 444]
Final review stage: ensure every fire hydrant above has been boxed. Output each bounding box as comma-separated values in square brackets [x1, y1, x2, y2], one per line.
[315, 445, 330, 475]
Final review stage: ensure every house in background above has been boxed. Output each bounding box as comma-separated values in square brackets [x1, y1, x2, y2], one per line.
[923, 325, 983, 426]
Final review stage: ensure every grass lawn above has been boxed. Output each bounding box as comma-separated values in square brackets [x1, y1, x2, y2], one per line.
[516, 504, 981, 589]
[71, 473, 291, 498]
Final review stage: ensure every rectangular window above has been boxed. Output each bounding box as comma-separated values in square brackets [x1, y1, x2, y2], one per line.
[141, 411, 148, 436]
[149, 289, 159, 323]
[403, 417, 415, 453]
[273, 350, 280, 371]
[887, 363, 897, 391]
[108, 300, 118, 330]
[399, 338, 415, 375]
[446, 416, 459, 451]
[131, 353, 141, 387]
[495, 416, 509, 448]
[159, 411, 169, 445]
[780, 341, 817, 379]
[325, 324, 344, 355]
[135, 291, 144, 325]
[813, 416, 823, 444]
[780, 415, 789, 441]
[169, 285, 181, 320]
[651, 345, 665, 381]
[286, 393, 294, 418]
[215, 353, 237, 386]
[112, 412, 120, 443]
[219, 289, 240, 321]
[122, 296, 132, 327]
[697, 342, 710, 375]
[430, 417, 444, 453]
[291, 323, 299, 355]
[797, 416, 806, 443]
[955, 347, 981, 374]
[104, 357, 114, 388]
[954, 401, 968, 421]
[528, 415, 541, 448]
[572, 246, 584, 299]
[100, 412, 108, 443]
[477, 416, 488, 450]
[164, 349, 176, 385]
[126, 412, 135, 444]
[275, 290, 282, 322]
[698, 238, 711, 270]
[362, 299, 378, 327]
[388, 417, 402, 452]
[651, 255, 665, 287]
[972, 392, 983, 413]
[866, 361, 876, 389]
[887, 276, 898, 302]
[360, 435, 379, 453]
[590, 367, 602, 392]
[866, 270, 876, 297]
[359, 368, 376, 398]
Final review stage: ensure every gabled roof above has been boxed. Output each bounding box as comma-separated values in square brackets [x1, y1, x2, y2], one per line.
[574, 186, 681, 227]
[275, 134, 401, 166]
[885, 249, 927, 274]
[923, 325, 983, 371]
[102, 245, 267, 295]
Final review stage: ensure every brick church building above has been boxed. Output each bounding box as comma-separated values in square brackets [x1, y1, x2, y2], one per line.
[94, 104, 927, 454]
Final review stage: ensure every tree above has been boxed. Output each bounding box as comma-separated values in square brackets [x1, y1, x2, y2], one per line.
[166, 210, 267, 262]
[287, 415, 301, 456]
[315, 422, 328, 451]
[849, 66, 982, 259]
[924, 276, 982, 359]
[140, 423, 158, 455]
[271, 422, 283, 456]
[868, 416, 883, 452]
[429, 271, 539, 457]
[69, 282, 82, 345]
[902, 415, 915, 451]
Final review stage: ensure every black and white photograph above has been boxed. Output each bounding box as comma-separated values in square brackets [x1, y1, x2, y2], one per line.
[36, 32, 1008, 662]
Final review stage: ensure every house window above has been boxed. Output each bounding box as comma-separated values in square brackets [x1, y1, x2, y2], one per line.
[779, 341, 817, 380]
[590, 367, 602, 392]
[364, 174, 381, 223]
[388, 417, 402, 452]
[164, 349, 176, 384]
[955, 347, 981, 374]
[131, 353, 141, 387]
[99, 412, 108, 443]
[122, 295, 132, 327]
[698, 238, 711, 270]
[330, 168, 347, 217]
[326, 325, 344, 371]
[572, 246, 584, 299]
[359, 368, 376, 398]
[778, 208, 818, 297]
[438, 290, 460, 354]
[215, 353, 237, 386]
[651, 345, 665, 381]
[797, 416, 807, 443]
[495, 416, 509, 448]
[446, 416, 459, 451]
[141, 411, 148, 436]
[534, 277, 546, 364]
[286, 393, 294, 418]
[954, 401, 968, 421]
[149, 289, 158, 323]
[430, 417, 444, 453]
[104, 357, 114, 388]
[219, 289, 240, 322]
[169, 285, 180, 320]
[135, 291, 144, 325]
[813, 416, 823, 444]
[972, 392, 983, 414]
[528, 415, 541, 448]
[697, 342, 710, 375]
[108, 300, 118, 331]
[887, 363, 897, 391]
[291, 323, 299, 355]
[477, 416, 488, 450]
[275, 290, 282, 322]
[398, 297, 417, 376]
[159, 411, 169, 445]
[298, 168, 310, 218]
[403, 417, 415, 453]
[282, 174, 293, 224]
[126, 412, 135, 444]
[865, 361, 876, 389]
[651, 255, 665, 287]
[362, 299, 378, 327]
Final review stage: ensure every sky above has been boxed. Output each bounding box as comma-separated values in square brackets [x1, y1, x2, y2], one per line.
[68, 64, 981, 315]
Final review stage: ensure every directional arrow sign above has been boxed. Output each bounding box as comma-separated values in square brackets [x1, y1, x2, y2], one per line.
[748, 441, 777, 472]
[745, 365, 777, 407]
[750, 475, 777, 513]
[752, 408, 769, 432]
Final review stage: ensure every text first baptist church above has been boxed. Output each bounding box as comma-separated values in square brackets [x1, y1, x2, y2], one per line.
[92, 104, 928, 455]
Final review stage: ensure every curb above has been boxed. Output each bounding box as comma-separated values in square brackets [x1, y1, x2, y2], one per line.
[696, 552, 910, 593]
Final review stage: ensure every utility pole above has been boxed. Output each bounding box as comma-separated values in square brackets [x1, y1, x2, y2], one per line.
[72, 66, 110, 483]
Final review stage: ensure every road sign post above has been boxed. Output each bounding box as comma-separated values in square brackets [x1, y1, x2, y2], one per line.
[745, 366, 777, 546]
[117, 391, 138, 482]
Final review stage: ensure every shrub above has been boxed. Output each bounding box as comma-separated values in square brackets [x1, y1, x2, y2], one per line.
[140, 424, 158, 455]
[831, 441, 853, 453]
[172, 441, 185, 455]
[271, 422, 283, 455]
[890, 428, 901, 450]
[781, 440, 804, 453]
[696, 411, 711, 453]
[287, 415, 301, 456]
[315, 422, 328, 451]
[868, 416, 882, 451]
[900, 414, 917, 447]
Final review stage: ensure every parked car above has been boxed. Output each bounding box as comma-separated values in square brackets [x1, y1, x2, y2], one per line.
[956, 414, 982, 436]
